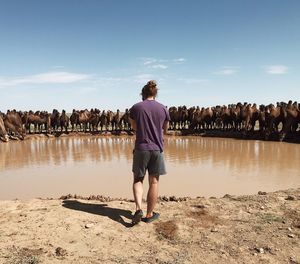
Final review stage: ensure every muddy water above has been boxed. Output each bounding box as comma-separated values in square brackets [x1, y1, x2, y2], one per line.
[0, 136, 299, 200]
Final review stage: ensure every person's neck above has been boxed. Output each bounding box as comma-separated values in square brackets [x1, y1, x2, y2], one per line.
[145, 96, 155, 100]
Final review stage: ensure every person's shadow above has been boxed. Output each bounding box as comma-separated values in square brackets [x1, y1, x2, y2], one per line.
[62, 200, 134, 228]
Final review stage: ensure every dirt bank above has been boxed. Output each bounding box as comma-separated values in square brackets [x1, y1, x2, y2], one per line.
[0, 189, 299, 263]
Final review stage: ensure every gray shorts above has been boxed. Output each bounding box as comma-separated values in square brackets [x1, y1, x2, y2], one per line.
[132, 149, 167, 178]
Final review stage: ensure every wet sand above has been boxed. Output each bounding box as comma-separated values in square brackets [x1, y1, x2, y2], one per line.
[1, 134, 300, 200]
[0, 188, 299, 264]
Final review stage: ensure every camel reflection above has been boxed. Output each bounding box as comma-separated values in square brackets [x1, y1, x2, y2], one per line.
[1, 136, 299, 176]
[0, 137, 135, 171]
[165, 137, 300, 173]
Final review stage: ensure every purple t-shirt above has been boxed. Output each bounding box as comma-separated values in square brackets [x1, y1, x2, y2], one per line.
[130, 99, 170, 152]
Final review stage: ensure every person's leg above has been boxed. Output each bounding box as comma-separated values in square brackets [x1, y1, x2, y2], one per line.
[133, 175, 144, 211]
[132, 175, 145, 225]
[146, 175, 159, 218]
[145, 151, 166, 220]
[132, 150, 149, 211]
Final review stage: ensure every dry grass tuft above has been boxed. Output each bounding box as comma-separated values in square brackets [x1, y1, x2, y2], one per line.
[284, 209, 300, 228]
[188, 208, 219, 228]
[155, 220, 178, 241]
[4, 247, 42, 264]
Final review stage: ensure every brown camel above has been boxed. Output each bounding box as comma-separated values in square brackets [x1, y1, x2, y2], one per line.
[3, 110, 24, 139]
[0, 113, 9, 142]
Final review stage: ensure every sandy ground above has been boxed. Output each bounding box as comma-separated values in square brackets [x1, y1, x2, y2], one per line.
[0, 189, 299, 264]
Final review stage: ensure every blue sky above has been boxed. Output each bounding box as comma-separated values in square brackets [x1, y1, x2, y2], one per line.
[0, 0, 299, 112]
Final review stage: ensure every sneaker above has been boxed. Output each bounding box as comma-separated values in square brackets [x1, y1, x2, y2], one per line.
[142, 212, 160, 223]
[132, 209, 143, 225]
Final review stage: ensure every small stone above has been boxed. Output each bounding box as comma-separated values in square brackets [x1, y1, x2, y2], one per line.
[211, 227, 218, 232]
[286, 195, 296, 201]
[258, 191, 267, 195]
[293, 222, 300, 229]
[255, 247, 264, 254]
[289, 256, 299, 264]
[288, 234, 295, 238]
[179, 197, 188, 202]
[223, 194, 233, 198]
[260, 206, 265, 210]
[265, 246, 272, 252]
[169, 196, 179, 202]
[85, 223, 94, 229]
[288, 227, 292, 232]
[161, 196, 169, 202]
[55, 247, 67, 256]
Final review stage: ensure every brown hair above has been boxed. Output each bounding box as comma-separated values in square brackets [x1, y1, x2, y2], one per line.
[141, 80, 158, 100]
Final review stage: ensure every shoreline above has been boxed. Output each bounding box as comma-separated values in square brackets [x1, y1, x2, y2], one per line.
[1, 187, 294, 202]
[1, 129, 300, 143]
[1, 188, 299, 263]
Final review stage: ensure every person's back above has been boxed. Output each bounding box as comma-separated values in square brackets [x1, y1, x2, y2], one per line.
[129, 80, 170, 225]
[130, 99, 168, 152]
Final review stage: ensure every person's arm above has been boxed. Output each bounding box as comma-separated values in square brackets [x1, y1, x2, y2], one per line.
[163, 120, 169, 135]
[129, 106, 137, 131]
[163, 107, 170, 135]
[129, 117, 137, 131]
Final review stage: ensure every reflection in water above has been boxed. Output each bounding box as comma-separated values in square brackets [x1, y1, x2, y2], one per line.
[0, 137, 133, 170]
[0, 136, 300, 199]
[166, 137, 300, 172]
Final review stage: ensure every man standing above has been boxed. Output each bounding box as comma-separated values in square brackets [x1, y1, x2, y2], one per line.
[129, 80, 170, 225]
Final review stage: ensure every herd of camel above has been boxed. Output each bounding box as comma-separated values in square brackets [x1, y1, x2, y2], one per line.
[0, 100, 299, 142]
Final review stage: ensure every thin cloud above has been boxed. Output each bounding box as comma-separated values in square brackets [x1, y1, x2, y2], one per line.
[0, 71, 91, 86]
[142, 57, 186, 64]
[214, 66, 239, 75]
[151, 64, 168, 69]
[266, 65, 288, 74]
[173, 58, 186, 64]
[140, 57, 168, 69]
[142, 58, 157, 65]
